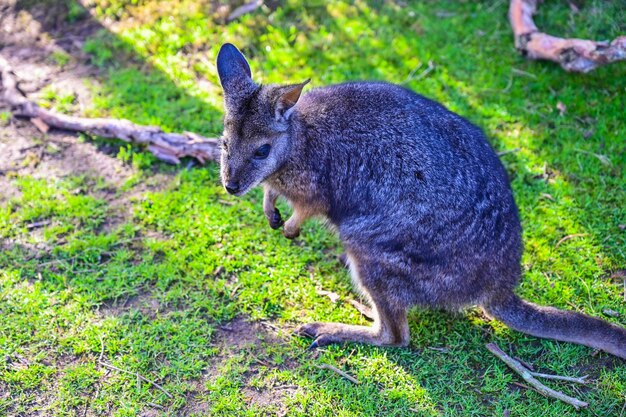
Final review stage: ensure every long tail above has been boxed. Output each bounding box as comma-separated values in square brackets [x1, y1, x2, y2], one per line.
[483, 292, 626, 359]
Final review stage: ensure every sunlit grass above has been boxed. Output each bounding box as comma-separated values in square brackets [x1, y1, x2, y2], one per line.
[1, 0, 625, 415]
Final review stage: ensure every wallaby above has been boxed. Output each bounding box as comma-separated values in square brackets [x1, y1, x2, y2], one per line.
[216, 43, 626, 358]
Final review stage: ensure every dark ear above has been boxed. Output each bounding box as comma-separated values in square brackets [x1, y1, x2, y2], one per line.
[275, 79, 310, 120]
[217, 43, 252, 90]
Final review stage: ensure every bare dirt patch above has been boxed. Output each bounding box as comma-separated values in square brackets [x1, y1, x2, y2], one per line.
[179, 317, 300, 416]
[98, 289, 161, 318]
[0, 3, 135, 213]
[0, 1, 172, 225]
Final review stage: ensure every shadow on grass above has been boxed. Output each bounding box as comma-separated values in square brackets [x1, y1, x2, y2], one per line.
[2, 0, 625, 416]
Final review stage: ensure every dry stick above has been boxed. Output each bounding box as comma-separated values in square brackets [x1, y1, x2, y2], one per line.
[555, 233, 588, 248]
[509, 0, 626, 73]
[530, 371, 588, 385]
[315, 364, 360, 384]
[486, 343, 588, 409]
[0, 56, 220, 165]
[497, 148, 520, 157]
[147, 402, 164, 410]
[347, 299, 375, 321]
[227, 0, 264, 22]
[97, 360, 173, 399]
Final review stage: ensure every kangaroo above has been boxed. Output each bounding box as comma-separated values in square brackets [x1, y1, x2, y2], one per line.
[216, 43, 626, 358]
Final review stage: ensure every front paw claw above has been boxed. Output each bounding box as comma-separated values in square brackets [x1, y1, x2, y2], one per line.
[269, 208, 284, 229]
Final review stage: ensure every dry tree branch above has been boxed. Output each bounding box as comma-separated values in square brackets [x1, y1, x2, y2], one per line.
[0, 56, 221, 165]
[509, 0, 626, 73]
[486, 343, 589, 409]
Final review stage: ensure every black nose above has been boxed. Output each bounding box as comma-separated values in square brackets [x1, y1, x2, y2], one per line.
[225, 182, 240, 195]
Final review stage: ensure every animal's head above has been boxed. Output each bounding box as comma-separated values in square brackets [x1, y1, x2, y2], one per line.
[217, 43, 309, 196]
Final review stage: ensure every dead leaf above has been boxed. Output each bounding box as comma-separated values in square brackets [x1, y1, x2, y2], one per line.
[316, 289, 340, 303]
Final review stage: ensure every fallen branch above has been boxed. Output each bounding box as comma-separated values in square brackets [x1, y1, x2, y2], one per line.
[486, 343, 588, 409]
[315, 364, 360, 384]
[509, 0, 626, 73]
[0, 56, 220, 165]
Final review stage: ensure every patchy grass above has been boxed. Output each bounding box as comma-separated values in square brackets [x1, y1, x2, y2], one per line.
[1, 0, 625, 416]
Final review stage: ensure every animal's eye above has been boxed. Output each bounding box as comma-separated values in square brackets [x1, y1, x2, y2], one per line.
[253, 144, 271, 160]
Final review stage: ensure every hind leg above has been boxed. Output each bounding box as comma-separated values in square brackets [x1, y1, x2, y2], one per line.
[299, 257, 409, 347]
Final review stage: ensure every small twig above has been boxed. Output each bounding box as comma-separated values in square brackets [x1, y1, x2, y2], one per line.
[347, 299, 375, 321]
[274, 384, 299, 390]
[260, 320, 294, 341]
[315, 364, 360, 384]
[574, 149, 612, 166]
[147, 402, 164, 410]
[497, 148, 520, 156]
[486, 343, 588, 409]
[415, 60, 436, 80]
[25, 219, 51, 229]
[402, 62, 424, 84]
[227, 0, 263, 22]
[82, 382, 101, 417]
[98, 334, 105, 362]
[555, 233, 588, 248]
[511, 67, 537, 79]
[531, 372, 588, 384]
[97, 360, 173, 399]
[427, 346, 450, 353]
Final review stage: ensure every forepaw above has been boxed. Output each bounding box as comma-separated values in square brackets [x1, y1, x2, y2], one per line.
[268, 208, 284, 230]
[283, 226, 301, 239]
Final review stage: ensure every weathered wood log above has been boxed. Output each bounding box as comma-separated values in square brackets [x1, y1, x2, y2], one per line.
[509, 0, 626, 73]
[0, 56, 220, 165]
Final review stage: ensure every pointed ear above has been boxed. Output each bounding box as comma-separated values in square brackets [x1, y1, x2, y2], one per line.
[275, 79, 310, 121]
[217, 43, 253, 91]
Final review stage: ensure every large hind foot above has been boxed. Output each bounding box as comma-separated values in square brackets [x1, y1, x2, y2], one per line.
[298, 321, 409, 348]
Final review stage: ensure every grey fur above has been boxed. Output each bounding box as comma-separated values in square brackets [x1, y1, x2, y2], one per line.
[217, 43, 626, 358]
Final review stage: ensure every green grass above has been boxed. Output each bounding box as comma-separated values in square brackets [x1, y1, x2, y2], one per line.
[1, 0, 625, 416]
